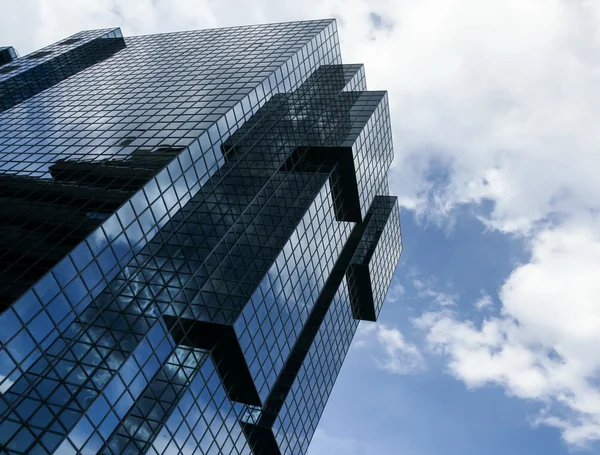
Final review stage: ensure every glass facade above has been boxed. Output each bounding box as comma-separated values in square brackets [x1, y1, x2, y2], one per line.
[0, 19, 402, 455]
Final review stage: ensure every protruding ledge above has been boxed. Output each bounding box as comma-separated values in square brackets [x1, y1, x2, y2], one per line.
[347, 263, 376, 321]
[347, 195, 397, 321]
[163, 315, 262, 407]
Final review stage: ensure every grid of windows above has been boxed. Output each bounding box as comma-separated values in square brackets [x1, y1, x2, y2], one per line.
[273, 279, 358, 455]
[0, 19, 402, 455]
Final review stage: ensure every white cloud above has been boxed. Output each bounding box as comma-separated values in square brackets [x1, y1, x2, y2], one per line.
[352, 321, 378, 349]
[418, 288, 457, 307]
[411, 275, 457, 307]
[376, 324, 427, 374]
[354, 322, 426, 375]
[385, 282, 406, 303]
[474, 293, 493, 310]
[412, 279, 424, 289]
[415, 216, 600, 449]
[308, 0, 600, 236]
[407, 269, 459, 307]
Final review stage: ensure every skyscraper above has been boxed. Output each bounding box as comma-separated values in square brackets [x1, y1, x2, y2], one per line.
[0, 19, 402, 455]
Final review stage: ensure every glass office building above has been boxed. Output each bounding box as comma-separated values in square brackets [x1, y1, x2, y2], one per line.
[0, 20, 402, 455]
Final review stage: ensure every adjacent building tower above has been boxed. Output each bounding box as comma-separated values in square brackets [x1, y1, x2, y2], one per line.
[0, 20, 402, 455]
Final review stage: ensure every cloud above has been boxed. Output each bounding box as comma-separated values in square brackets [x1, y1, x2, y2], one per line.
[474, 293, 493, 310]
[354, 323, 426, 375]
[415, 216, 600, 449]
[412, 279, 424, 289]
[411, 276, 457, 307]
[318, 0, 600, 236]
[385, 282, 406, 303]
[418, 288, 457, 307]
[376, 324, 427, 374]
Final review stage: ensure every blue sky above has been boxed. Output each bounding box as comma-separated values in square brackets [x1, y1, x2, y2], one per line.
[309, 207, 579, 455]
[2, 1, 600, 454]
